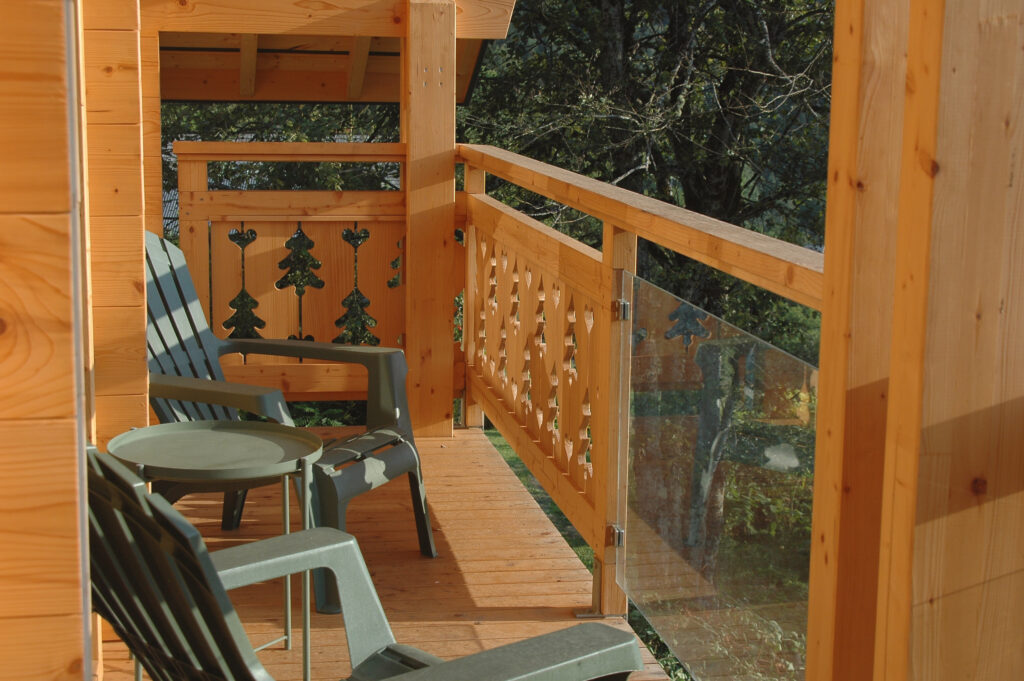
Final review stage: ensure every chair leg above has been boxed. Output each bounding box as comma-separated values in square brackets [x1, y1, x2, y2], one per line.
[312, 497, 349, 614]
[407, 469, 437, 558]
[221, 490, 247, 530]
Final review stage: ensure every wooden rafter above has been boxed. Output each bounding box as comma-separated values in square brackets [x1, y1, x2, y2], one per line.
[238, 33, 257, 97]
[347, 37, 371, 99]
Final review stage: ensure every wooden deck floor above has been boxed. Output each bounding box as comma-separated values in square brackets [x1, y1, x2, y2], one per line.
[99, 427, 667, 681]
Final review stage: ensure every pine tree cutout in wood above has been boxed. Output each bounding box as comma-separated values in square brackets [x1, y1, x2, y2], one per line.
[333, 224, 380, 346]
[223, 226, 266, 339]
[275, 223, 324, 341]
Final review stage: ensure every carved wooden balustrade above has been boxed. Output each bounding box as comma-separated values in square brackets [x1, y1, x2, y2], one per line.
[459, 143, 825, 613]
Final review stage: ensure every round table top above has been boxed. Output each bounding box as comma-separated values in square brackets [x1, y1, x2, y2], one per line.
[107, 421, 323, 482]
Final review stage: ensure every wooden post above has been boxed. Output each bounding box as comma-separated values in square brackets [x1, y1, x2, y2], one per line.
[402, 0, 457, 437]
[806, 1, 909, 679]
[462, 164, 485, 428]
[588, 222, 636, 616]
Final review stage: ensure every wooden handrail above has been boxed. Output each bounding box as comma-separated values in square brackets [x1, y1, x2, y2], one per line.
[458, 143, 825, 310]
[173, 141, 406, 163]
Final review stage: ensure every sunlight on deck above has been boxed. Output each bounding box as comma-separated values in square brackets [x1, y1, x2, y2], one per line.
[99, 428, 666, 681]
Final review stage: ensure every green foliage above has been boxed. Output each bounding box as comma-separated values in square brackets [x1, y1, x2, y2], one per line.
[461, 0, 832, 362]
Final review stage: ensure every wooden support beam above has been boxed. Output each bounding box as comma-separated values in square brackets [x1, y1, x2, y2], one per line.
[403, 0, 457, 437]
[348, 36, 371, 99]
[141, 0, 515, 39]
[238, 34, 257, 97]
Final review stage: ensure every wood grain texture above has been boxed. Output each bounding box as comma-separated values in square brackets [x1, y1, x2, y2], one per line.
[458, 144, 824, 310]
[83, 29, 141, 126]
[806, 1, 910, 679]
[403, 0, 458, 436]
[0, 0, 71, 214]
[0, 614, 85, 681]
[86, 123, 144, 218]
[0, 215, 76, 420]
[903, 3, 1024, 681]
[97, 428, 667, 681]
[141, 0, 514, 39]
[89, 216, 145, 307]
[347, 36, 371, 98]
[174, 141, 406, 162]
[0, 421, 81, 618]
[92, 306, 147, 397]
[238, 33, 258, 96]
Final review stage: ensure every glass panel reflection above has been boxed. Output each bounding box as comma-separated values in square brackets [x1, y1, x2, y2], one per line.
[622, 273, 816, 681]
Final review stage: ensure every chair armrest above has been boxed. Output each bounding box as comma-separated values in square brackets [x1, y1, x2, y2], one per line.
[221, 339, 413, 434]
[211, 527, 396, 667]
[149, 373, 293, 425]
[355, 623, 643, 681]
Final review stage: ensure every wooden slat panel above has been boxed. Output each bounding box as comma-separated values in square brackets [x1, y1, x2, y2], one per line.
[0, 421, 81, 618]
[90, 216, 145, 307]
[92, 306, 148, 396]
[459, 144, 824, 310]
[0, 215, 76, 420]
[0, 0, 71, 214]
[173, 141, 406, 162]
[86, 123, 144, 217]
[83, 29, 141, 126]
[141, 0, 514, 39]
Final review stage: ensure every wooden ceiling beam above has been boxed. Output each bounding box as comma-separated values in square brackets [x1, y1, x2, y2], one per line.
[347, 37, 371, 99]
[142, 0, 515, 39]
[238, 34, 257, 97]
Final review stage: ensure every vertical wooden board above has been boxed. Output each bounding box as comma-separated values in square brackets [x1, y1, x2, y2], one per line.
[89, 216, 145, 307]
[209, 220, 244, 345]
[141, 31, 163, 233]
[906, 3, 1024, 681]
[359, 221, 406, 347]
[0, 215, 76, 420]
[86, 123, 144, 217]
[404, 0, 457, 437]
[92, 305, 147, 396]
[0, 614, 84, 681]
[0, 0, 71, 214]
[0, 421, 81, 618]
[83, 29, 142, 126]
[303, 221, 355, 345]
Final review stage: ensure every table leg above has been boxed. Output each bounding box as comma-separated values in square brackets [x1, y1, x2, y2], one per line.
[282, 476, 292, 650]
[301, 458, 312, 681]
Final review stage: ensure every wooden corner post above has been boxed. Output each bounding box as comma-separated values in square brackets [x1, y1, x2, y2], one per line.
[402, 0, 457, 437]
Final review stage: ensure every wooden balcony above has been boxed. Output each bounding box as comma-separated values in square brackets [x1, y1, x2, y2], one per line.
[97, 428, 667, 681]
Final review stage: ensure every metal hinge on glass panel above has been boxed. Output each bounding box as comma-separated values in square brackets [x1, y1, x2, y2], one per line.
[606, 523, 625, 547]
[612, 299, 631, 321]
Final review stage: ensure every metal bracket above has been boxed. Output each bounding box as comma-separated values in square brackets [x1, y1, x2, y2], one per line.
[612, 299, 631, 321]
[606, 523, 625, 548]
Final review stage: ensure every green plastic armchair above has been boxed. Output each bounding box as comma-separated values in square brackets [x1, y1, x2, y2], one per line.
[88, 449, 643, 681]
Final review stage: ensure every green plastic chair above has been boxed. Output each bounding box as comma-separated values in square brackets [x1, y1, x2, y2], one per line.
[146, 231, 435, 611]
[88, 449, 643, 681]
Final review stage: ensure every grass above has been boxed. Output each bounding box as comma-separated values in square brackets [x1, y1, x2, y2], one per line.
[484, 427, 692, 681]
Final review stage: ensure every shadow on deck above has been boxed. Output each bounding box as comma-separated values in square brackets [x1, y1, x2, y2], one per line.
[99, 427, 667, 681]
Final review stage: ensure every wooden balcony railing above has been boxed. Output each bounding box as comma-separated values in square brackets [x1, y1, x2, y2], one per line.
[459, 143, 825, 613]
[174, 140, 825, 614]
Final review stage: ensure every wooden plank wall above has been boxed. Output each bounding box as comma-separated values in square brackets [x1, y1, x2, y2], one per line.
[83, 0, 148, 445]
[883, 1, 1024, 679]
[0, 2, 86, 679]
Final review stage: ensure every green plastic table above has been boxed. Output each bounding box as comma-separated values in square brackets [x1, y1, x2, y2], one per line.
[107, 420, 322, 681]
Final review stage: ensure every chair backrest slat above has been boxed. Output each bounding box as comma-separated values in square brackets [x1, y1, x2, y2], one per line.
[146, 232, 237, 422]
[88, 450, 273, 681]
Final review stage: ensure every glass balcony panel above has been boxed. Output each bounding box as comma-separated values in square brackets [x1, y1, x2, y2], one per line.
[620, 272, 816, 681]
